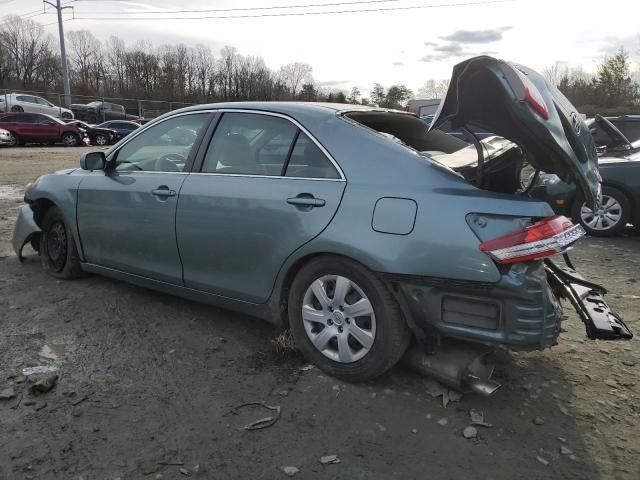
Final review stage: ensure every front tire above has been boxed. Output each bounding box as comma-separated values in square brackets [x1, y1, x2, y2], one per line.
[40, 207, 84, 279]
[573, 186, 630, 236]
[288, 256, 410, 382]
[61, 132, 80, 147]
[61, 111, 72, 119]
[94, 133, 108, 146]
[6, 131, 18, 147]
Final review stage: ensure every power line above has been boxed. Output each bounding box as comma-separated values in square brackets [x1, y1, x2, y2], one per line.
[71, 0, 515, 21]
[75, 0, 402, 15]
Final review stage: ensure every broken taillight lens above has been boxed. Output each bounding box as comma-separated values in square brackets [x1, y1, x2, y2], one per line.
[479, 216, 585, 264]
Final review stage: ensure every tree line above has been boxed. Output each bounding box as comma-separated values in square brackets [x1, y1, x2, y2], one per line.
[0, 15, 414, 109]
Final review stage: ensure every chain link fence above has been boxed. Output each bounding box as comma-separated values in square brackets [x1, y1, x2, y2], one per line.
[1, 89, 194, 124]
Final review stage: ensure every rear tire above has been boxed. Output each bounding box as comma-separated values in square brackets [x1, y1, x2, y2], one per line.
[572, 186, 630, 236]
[40, 207, 84, 280]
[288, 255, 411, 382]
[10, 105, 23, 112]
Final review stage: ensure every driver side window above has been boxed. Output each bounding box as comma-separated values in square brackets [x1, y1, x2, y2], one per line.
[114, 113, 207, 172]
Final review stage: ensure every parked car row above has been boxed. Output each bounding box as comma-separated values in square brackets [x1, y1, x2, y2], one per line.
[0, 93, 74, 119]
[70, 101, 142, 123]
[0, 113, 140, 147]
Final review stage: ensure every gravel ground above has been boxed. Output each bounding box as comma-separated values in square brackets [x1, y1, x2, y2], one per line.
[0, 146, 639, 480]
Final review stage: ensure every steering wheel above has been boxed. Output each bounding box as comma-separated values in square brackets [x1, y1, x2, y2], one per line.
[154, 153, 186, 172]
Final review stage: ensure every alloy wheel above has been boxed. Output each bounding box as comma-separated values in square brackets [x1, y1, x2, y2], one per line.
[302, 275, 376, 363]
[580, 194, 622, 231]
[95, 134, 107, 145]
[62, 134, 77, 146]
[7, 132, 17, 147]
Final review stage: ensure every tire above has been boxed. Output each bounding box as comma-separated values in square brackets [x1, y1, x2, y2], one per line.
[10, 105, 23, 112]
[40, 206, 84, 280]
[572, 186, 631, 237]
[288, 255, 411, 382]
[6, 131, 18, 147]
[61, 111, 72, 119]
[94, 133, 108, 146]
[61, 132, 79, 147]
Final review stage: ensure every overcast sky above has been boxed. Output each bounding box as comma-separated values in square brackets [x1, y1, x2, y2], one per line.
[9, 0, 640, 93]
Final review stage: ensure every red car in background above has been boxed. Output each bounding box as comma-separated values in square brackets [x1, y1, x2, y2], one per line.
[0, 112, 83, 147]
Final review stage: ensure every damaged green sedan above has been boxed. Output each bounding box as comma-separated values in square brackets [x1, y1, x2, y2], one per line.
[13, 57, 632, 392]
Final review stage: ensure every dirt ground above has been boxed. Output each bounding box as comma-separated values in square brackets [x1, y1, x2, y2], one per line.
[1, 146, 639, 480]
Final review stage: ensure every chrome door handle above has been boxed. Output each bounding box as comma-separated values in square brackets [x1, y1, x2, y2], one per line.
[287, 196, 326, 207]
[152, 187, 176, 197]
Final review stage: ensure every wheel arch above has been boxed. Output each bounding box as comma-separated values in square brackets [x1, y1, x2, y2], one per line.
[602, 181, 636, 220]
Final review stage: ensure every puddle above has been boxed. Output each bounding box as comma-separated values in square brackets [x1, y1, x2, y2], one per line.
[39, 344, 66, 361]
[0, 184, 23, 200]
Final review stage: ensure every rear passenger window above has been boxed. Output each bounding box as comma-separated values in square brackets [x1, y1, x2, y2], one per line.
[202, 113, 297, 176]
[285, 133, 340, 179]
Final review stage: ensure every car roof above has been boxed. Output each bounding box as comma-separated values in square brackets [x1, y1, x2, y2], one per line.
[170, 101, 410, 118]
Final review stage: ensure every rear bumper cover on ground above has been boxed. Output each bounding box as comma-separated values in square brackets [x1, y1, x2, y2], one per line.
[12, 204, 40, 261]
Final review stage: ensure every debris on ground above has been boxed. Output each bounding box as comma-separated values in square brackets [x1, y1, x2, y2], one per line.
[71, 392, 95, 406]
[559, 445, 573, 455]
[462, 426, 478, 439]
[469, 409, 492, 427]
[21, 366, 59, 377]
[281, 466, 299, 476]
[229, 401, 281, 431]
[179, 467, 191, 476]
[0, 386, 16, 400]
[319, 455, 340, 465]
[536, 456, 550, 466]
[437, 418, 448, 426]
[30, 374, 58, 394]
[532, 416, 545, 426]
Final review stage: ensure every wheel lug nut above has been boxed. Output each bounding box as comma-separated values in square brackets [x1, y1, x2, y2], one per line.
[327, 319, 333, 326]
[338, 326, 343, 333]
[339, 306, 344, 311]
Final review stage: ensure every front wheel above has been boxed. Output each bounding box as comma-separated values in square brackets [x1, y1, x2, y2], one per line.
[40, 207, 84, 279]
[94, 133, 108, 146]
[61, 111, 72, 119]
[573, 186, 630, 236]
[6, 131, 18, 147]
[61, 132, 80, 147]
[288, 256, 410, 382]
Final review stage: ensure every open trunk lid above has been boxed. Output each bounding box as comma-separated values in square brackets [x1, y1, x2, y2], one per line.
[431, 56, 601, 208]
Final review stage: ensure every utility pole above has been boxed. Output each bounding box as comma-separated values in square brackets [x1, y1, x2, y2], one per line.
[44, 0, 73, 107]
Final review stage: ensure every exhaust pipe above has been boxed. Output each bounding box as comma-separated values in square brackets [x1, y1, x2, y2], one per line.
[402, 340, 501, 396]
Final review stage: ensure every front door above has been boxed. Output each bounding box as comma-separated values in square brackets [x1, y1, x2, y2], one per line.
[177, 111, 346, 303]
[77, 112, 211, 284]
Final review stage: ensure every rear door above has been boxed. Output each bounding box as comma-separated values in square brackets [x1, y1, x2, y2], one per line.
[176, 111, 346, 303]
[77, 112, 211, 284]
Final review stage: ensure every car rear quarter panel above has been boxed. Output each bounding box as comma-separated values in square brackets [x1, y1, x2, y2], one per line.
[270, 114, 554, 304]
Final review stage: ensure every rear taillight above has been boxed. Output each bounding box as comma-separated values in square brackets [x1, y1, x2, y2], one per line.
[514, 67, 549, 120]
[479, 216, 585, 264]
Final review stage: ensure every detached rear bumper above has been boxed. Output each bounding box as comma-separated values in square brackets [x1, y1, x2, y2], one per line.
[388, 256, 632, 350]
[12, 205, 40, 261]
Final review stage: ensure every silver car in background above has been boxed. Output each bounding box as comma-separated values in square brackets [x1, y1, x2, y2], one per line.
[0, 93, 74, 119]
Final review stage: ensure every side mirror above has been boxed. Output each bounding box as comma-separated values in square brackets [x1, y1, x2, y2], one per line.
[80, 151, 106, 171]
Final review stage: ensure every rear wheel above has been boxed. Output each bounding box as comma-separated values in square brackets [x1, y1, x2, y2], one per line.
[94, 133, 108, 146]
[40, 207, 84, 280]
[61, 132, 79, 147]
[573, 186, 630, 236]
[288, 256, 410, 382]
[10, 105, 23, 112]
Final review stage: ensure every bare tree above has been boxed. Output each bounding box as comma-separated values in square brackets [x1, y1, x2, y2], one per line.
[417, 79, 449, 99]
[278, 62, 313, 95]
[542, 61, 569, 86]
